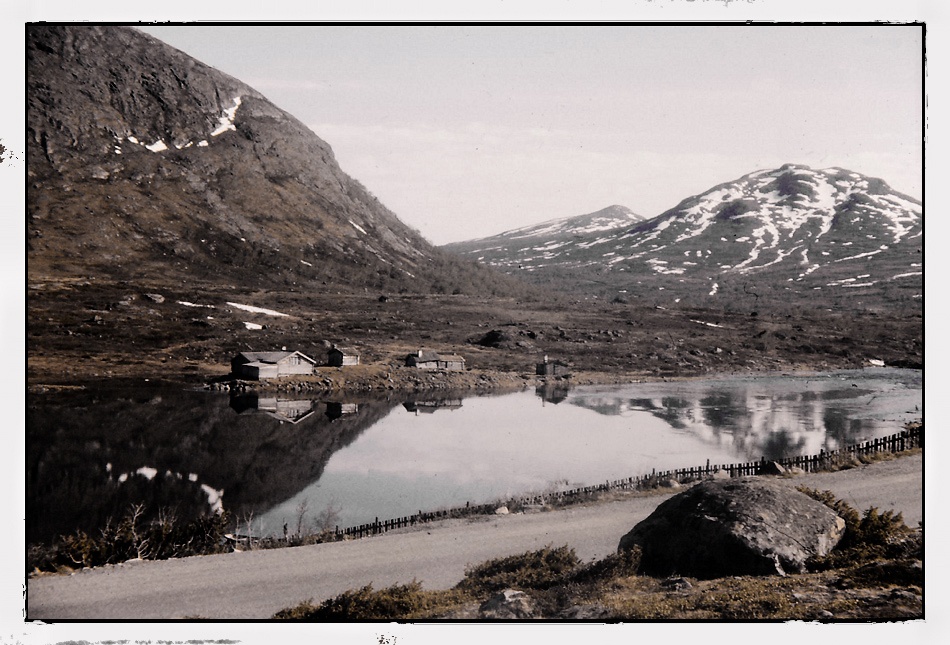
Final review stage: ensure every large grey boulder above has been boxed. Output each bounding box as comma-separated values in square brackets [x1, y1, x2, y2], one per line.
[618, 478, 845, 578]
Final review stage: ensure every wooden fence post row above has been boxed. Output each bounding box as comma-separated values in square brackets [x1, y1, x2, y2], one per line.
[334, 426, 921, 539]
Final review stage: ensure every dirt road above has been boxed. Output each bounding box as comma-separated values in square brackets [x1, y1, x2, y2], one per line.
[26, 454, 922, 620]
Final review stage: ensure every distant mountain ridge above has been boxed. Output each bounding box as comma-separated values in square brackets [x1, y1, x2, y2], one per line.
[443, 165, 922, 311]
[27, 25, 526, 297]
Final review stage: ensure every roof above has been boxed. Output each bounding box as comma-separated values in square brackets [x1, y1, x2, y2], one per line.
[234, 350, 316, 364]
[439, 355, 466, 363]
[329, 346, 360, 355]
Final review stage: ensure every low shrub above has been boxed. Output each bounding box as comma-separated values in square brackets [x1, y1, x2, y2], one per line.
[273, 581, 459, 620]
[797, 487, 914, 570]
[28, 505, 231, 574]
[454, 544, 580, 595]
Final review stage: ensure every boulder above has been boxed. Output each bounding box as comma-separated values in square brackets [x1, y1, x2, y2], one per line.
[478, 589, 537, 619]
[761, 461, 787, 476]
[618, 478, 845, 578]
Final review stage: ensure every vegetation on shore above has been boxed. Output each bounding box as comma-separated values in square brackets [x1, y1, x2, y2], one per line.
[273, 491, 922, 621]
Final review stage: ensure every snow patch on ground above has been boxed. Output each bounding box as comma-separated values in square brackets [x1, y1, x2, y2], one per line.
[211, 97, 242, 137]
[227, 302, 289, 317]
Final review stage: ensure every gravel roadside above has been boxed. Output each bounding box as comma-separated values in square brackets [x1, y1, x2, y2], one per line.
[26, 453, 922, 620]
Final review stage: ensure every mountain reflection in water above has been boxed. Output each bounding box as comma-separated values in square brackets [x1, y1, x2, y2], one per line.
[28, 369, 920, 544]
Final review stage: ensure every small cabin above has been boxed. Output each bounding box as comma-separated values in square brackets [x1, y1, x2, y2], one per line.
[327, 346, 360, 367]
[405, 349, 466, 371]
[536, 356, 571, 377]
[231, 350, 317, 380]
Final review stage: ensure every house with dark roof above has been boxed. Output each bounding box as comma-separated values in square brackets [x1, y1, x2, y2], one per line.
[231, 350, 318, 380]
[405, 349, 466, 371]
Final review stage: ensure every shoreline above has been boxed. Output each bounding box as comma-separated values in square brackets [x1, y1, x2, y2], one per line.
[26, 451, 923, 620]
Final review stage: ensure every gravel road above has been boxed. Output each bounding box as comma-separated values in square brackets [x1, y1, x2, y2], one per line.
[27, 454, 922, 620]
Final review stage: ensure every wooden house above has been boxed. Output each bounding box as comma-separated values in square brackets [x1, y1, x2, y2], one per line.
[327, 346, 360, 367]
[231, 350, 317, 380]
[405, 349, 466, 371]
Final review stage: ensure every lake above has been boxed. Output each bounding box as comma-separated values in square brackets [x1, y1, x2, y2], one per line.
[27, 369, 921, 544]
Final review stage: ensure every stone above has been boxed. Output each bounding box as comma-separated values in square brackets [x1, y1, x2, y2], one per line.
[618, 477, 846, 578]
[660, 576, 693, 591]
[558, 603, 611, 620]
[478, 589, 537, 619]
[494, 506, 509, 515]
[761, 461, 787, 475]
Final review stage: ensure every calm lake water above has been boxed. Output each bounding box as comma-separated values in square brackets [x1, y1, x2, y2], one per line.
[27, 369, 921, 544]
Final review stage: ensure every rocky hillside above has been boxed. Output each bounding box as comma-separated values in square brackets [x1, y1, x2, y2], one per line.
[444, 165, 922, 312]
[27, 25, 526, 297]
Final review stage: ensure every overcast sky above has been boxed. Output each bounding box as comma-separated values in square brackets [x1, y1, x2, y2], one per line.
[137, 24, 923, 245]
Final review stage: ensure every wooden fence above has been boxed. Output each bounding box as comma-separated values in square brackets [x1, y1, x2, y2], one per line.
[329, 425, 922, 540]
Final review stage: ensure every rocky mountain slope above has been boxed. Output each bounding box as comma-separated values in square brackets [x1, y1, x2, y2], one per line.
[27, 25, 525, 297]
[444, 165, 922, 312]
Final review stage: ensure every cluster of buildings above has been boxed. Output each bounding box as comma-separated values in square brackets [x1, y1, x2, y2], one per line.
[230, 347, 471, 380]
[230, 347, 572, 382]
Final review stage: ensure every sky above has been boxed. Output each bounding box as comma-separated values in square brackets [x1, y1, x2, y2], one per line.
[136, 23, 924, 245]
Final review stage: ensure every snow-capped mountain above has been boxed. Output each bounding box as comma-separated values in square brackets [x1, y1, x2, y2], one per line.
[443, 205, 645, 267]
[444, 165, 922, 311]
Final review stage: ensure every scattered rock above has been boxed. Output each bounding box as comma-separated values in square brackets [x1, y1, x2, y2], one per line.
[478, 589, 537, 619]
[618, 478, 846, 578]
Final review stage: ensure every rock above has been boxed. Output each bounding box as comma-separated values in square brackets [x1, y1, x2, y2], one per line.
[494, 506, 510, 515]
[658, 478, 681, 489]
[660, 576, 693, 591]
[479, 589, 537, 619]
[558, 603, 611, 619]
[618, 478, 846, 578]
[143, 293, 165, 303]
[473, 329, 512, 348]
[761, 461, 786, 475]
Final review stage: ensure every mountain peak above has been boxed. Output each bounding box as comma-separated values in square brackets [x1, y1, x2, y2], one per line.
[444, 165, 921, 310]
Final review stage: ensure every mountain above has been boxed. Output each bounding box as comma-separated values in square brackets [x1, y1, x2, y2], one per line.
[443, 204, 645, 267]
[443, 165, 922, 312]
[26, 25, 525, 297]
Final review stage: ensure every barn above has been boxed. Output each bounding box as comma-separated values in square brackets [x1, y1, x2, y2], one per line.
[231, 351, 318, 380]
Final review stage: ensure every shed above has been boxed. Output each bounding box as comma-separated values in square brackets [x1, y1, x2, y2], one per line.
[536, 356, 571, 377]
[231, 350, 317, 380]
[327, 346, 360, 367]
